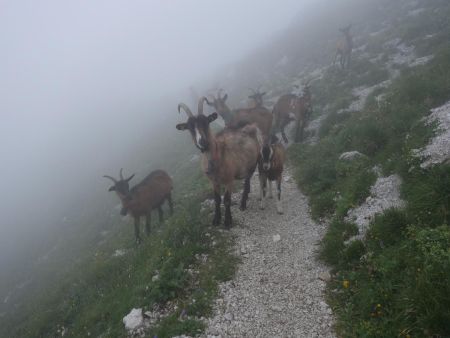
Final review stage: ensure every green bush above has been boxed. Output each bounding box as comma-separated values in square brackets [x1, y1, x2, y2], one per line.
[407, 225, 450, 335]
[320, 220, 358, 266]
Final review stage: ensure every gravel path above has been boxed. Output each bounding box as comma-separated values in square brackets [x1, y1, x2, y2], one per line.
[203, 168, 335, 337]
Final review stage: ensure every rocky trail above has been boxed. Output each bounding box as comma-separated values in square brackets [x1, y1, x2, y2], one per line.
[202, 168, 335, 337]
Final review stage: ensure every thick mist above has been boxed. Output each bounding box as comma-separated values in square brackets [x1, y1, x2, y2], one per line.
[0, 0, 313, 276]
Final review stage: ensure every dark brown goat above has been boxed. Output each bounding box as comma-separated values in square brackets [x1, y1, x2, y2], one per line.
[334, 24, 353, 69]
[258, 136, 286, 214]
[176, 97, 262, 228]
[104, 169, 173, 243]
[205, 90, 273, 142]
[272, 83, 312, 143]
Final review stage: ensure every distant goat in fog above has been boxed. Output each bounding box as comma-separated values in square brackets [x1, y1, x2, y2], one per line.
[205, 89, 273, 142]
[272, 81, 313, 143]
[334, 24, 353, 69]
[248, 88, 267, 108]
[104, 169, 173, 244]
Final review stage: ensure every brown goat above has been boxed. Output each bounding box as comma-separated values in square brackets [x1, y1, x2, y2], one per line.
[104, 169, 173, 243]
[272, 83, 312, 143]
[247, 88, 267, 108]
[205, 89, 273, 142]
[334, 24, 353, 69]
[176, 97, 262, 228]
[258, 136, 286, 214]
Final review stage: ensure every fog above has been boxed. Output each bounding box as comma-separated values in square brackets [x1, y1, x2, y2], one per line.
[0, 0, 316, 273]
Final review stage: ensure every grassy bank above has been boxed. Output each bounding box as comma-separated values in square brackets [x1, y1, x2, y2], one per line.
[1, 162, 237, 338]
[289, 42, 450, 337]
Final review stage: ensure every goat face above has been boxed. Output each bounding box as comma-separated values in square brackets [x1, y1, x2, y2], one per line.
[104, 169, 135, 200]
[176, 113, 218, 152]
[206, 95, 228, 113]
[260, 143, 274, 171]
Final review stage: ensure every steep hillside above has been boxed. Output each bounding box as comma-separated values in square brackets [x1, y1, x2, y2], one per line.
[204, 0, 450, 337]
[279, 1, 450, 337]
[2, 1, 449, 337]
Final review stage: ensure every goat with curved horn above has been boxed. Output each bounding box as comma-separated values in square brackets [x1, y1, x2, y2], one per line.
[178, 103, 194, 117]
[104, 169, 173, 244]
[205, 90, 272, 141]
[176, 105, 263, 228]
[197, 97, 208, 115]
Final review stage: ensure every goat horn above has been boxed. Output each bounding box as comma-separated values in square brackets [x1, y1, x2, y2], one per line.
[198, 96, 207, 115]
[178, 103, 194, 117]
[103, 175, 118, 183]
[119, 168, 124, 180]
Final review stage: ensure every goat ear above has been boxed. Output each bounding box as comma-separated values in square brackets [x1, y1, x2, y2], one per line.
[176, 123, 188, 130]
[261, 92, 266, 96]
[108, 186, 116, 191]
[222, 94, 228, 101]
[207, 112, 218, 123]
[125, 174, 135, 182]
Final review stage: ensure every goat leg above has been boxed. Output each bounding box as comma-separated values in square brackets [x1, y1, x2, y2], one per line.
[295, 119, 304, 143]
[281, 125, 289, 144]
[167, 193, 174, 215]
[259, 174, 267, 210]
[240, 176, 251, 211]
[224, 190, 232, 229]
[276, 177, 283, 214]
[145, 213, 151, 236]
[212, 186, 221, 226]
[134, 217, 142, 244]
[158, 206, 163, 223]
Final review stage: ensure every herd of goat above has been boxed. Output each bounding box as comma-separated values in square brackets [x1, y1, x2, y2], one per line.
[105, 85, 312, 243]
[105, 25, 353, 243]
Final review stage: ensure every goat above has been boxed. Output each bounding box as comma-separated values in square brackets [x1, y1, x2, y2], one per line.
[272, 81, 313, 143]
[248, 88, 267, 108]
[333, 24, 353, 69]
[176, 97, 262, 228]
[258, 136, 286, 214]
[104, 169, 173, 244]
[205, 89, 273, 142]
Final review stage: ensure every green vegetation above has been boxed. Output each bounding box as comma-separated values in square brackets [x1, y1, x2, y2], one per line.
[289, 26, 450, 338]
[0, 156, 237, 338]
